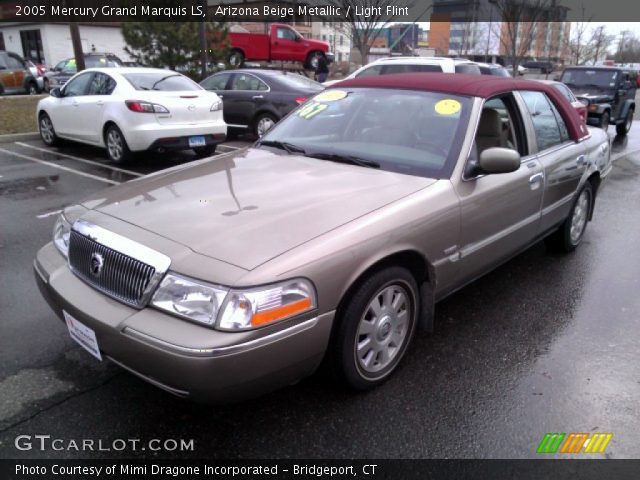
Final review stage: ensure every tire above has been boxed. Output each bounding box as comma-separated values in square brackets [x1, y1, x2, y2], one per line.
[228, 49, 244, 68]
[193, 145, 216, 158]
[43, 78, 50, 92]
[39, 112, 59, 146]
[305, 51, 324, 71]
[27, 81, 38, 95]
[253, 112, 278, 138]
[104, 125, 132, 163]
[616, 108, 633, 136]
[545, 182, 593, 253]
[330, 266, 419, 391]
[599, 111, 610, 131]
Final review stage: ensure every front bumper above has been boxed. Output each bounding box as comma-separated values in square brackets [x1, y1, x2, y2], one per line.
[35, 242, 334, 403]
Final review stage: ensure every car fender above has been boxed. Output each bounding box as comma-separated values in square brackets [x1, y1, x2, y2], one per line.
[589, 103, 611, 115]
[618, 99, 636, 121]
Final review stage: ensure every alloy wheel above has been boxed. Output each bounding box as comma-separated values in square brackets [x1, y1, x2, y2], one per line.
[256, 117, 275, 137]
[107, 130, 123, 161]
[570, 189, 590, 244]
[39, 116, 54, 144]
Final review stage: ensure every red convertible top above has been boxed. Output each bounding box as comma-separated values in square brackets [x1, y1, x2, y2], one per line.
[333, 73, 589, 141]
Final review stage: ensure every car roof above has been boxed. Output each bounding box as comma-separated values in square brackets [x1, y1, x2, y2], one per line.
[370, 56, 455, 65]
[72, 67, 182, 75]
[332, 73, 588, 141]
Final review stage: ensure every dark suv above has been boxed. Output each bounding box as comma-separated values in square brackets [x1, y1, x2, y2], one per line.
[46, 53, 124, 89]
[560, 66, 636, 136]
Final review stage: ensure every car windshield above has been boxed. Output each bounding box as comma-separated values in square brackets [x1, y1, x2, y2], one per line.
[274, 73, 323, 90]
[561, 69, 619, 89]
[123, 73, 201, 91]
[258, 88, 471, 179]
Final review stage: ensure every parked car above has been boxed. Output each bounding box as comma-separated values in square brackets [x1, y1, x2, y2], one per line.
[477, 62, 511, 77]
[0, 51, 39, 95]
[536, 79, 588, 124]
[35, 74, 610, 403]
[522, 60, 555, 74]
[46, 53, 125, 89]
[323, 57, 480, 87]
[37, 68, 226, 162]
[25, 59, 47, 91]
[560, 66, 636, 135]
[228, 23, 332, 70]
[201, 69, 324, 137]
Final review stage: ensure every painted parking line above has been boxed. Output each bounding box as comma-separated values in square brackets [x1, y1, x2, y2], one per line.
[0, 147, 120, 185]
[15, 142, 144, 177]
[218, 144, 241, 150]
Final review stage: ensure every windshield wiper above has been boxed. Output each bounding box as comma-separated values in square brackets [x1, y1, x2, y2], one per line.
[305, 152, 380, 169]
[151, 74, 181, 90]
[256, 140, 306, 154]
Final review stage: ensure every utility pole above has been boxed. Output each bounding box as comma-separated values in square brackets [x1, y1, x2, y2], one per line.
[69, 22, 85, 71]
[199, 0, 208, 80]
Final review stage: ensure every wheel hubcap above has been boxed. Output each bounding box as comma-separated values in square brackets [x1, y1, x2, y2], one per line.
[570, 190, 589, 244]
[107, 130, 123, 160]
[257, 117, 275, 137]
[355, 284, 411, 374]
[40, 117, 53, 143]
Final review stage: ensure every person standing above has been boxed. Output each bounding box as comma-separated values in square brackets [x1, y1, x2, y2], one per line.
[315, 55, 329, 83]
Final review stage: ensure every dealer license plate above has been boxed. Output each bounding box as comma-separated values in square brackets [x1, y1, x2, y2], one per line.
[188, 136, 206, 147]
[63, 310, 102, 361]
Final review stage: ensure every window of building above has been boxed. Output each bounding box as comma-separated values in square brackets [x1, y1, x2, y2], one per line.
[20, 29, 44, 64]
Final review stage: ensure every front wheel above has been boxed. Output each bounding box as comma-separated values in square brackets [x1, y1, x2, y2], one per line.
[105, 125, 132, 163]
[228, 49, 244, 68]
[599, 111, 610, 131]
[330, 267, 419, 390]
[39, 113, 59, 146]
[28, 81, 38, 95]
[545, 182, 593, 253]
[616, 109, 633, 136]
[193, 145, 216, 158]
[305, 51, 324, 70]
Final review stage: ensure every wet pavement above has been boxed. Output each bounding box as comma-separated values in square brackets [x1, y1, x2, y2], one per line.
[0, 127, 638, 459]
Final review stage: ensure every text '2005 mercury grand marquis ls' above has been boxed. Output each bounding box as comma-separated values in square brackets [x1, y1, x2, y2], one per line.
[35, 74, 611, 403]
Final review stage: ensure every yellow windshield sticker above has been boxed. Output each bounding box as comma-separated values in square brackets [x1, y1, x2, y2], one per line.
[297, 102, 329, 119]
[435, 99, 461, 115]
[314, 90, 348, 102]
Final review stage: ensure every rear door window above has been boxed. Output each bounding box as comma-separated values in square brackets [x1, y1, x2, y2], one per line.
[230, 73, 268, 91]
[87, 72, 116, 95]
[520, 91, 569, 151]
[201, 73, 231, 91]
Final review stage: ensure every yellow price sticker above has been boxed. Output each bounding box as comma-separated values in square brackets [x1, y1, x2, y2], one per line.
[297, 102, 329, 120]
[314, 90, 348, 102]
[435, 99, 461, 116]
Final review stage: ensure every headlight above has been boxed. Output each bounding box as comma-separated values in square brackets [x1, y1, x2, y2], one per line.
[210, 99, 223, 111]
[151, 275, 316, 329]
[151, 273, 228, 325]
[52, 213, 71, 257]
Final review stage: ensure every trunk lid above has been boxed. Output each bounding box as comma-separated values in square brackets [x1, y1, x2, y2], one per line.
[132, 90, 222, 126]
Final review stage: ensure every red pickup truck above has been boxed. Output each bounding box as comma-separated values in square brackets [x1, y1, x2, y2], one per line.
[228, 23, 332, 70]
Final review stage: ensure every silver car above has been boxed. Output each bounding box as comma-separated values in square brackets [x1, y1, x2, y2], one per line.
[35, 74, 611, 403]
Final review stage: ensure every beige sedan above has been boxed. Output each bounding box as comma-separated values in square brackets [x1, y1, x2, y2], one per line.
[35, 74, 611, 403]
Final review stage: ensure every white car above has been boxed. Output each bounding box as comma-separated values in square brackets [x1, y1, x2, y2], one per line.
[36, 67, 227, 163]
[323, 57, 481, 86]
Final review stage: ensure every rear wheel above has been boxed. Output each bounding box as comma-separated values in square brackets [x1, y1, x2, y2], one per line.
[599, 111, 610, 131]
[254, 113, 278, 138]
[43, 78, 50, 92]
[330, 266, 419, 390]
[616, 108, 633, 136]
[105, 125, 131, 163]
[28, 81, 38, 95]
[228, 49, 244, 68]
[545, 182, 593, 253]
[39, 113, 59, 146]
[305, 51, 325, 70]
[193, 145, 216, 158]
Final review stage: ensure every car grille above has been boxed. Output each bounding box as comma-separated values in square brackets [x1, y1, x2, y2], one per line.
[68, 230, 157, 308]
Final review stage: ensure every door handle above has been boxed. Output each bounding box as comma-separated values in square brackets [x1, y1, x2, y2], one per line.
[576, 154, 586, 166]
[96, 100, 104, 106]
[529, 172, 544, 184]
[72, 102, 79, 107]
[252, 95, 263, 99]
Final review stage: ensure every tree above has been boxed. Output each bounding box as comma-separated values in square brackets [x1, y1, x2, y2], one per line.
[614, 31, 640, 64]
[325, 0, 416, 63]
[589, 26, 614, 65]
[565, 6, 592, 66]
[489, 0, 557, 75]
[122, 22, 228, 77]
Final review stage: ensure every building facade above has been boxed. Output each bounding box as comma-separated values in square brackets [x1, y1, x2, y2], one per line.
[311, 22, 350, 63]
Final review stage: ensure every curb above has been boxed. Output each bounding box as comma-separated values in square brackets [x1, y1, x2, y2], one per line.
[0, 132, 40, 144]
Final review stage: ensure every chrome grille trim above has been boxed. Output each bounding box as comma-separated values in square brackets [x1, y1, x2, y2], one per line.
[68, 220, 170, 308]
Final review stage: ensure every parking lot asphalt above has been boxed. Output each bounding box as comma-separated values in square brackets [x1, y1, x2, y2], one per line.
[0, 128, 639, 459]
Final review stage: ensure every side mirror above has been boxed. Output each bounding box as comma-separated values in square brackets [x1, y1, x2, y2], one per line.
[50, 87, 62, 98]
[479, 147, 521, 174]
[294, 36, 301, 42]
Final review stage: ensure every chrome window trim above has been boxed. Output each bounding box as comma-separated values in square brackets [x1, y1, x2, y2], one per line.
[123, 316, 319, 357]
[70, 219, 171, 307]
[229, 72, 271, 93]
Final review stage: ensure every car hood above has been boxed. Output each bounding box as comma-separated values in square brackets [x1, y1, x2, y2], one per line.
[83, 148, 436, 270]
[572, 88, 614, 104]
